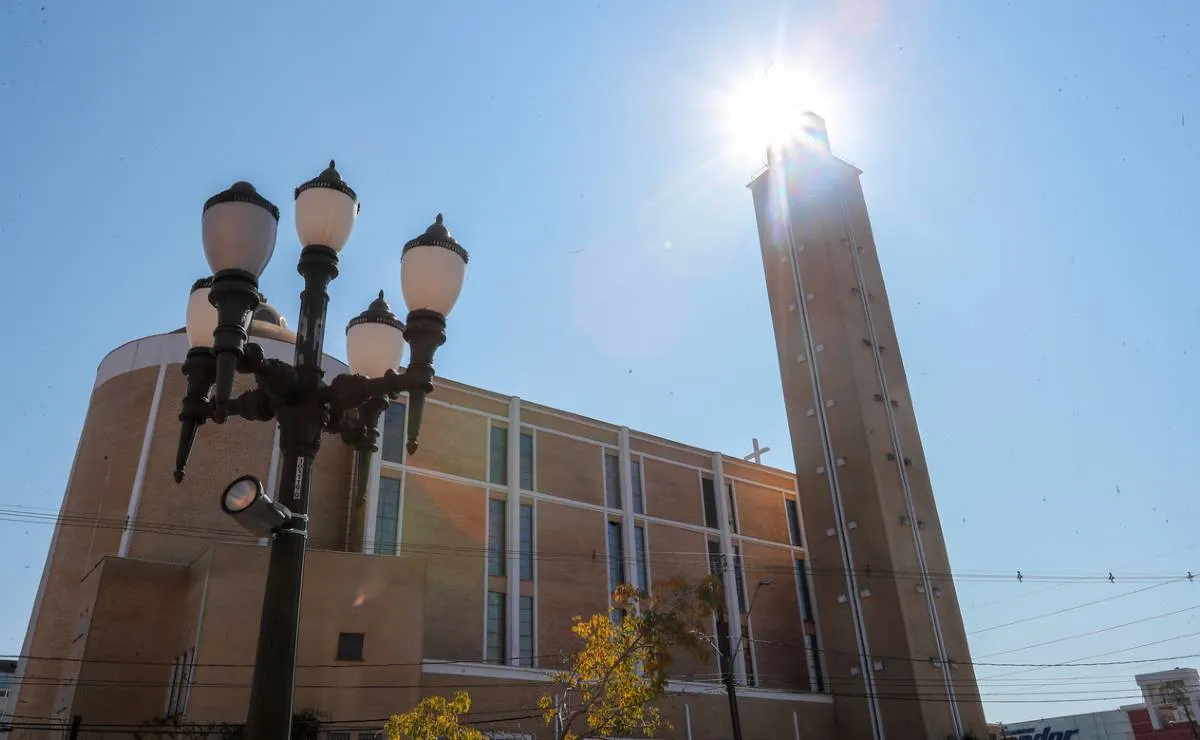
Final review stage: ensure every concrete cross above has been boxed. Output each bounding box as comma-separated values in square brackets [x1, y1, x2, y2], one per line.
[743, 438, 771, 464]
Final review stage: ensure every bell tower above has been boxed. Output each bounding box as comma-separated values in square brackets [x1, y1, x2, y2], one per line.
[748, 117, 986, 740]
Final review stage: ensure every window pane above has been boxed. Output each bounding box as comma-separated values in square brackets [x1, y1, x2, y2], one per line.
[604, 453, 621, 509]
[381, 403, 407, 463]
[486, 591, 506, 664]
[701, 478, 718, 528]
[374, 477, 402, 555]
[733, 545, 746, 612]
[634, 526, 649, 595]
[785, 499, 802, 546]
[519, 595, 534, 666]
[805, 633, 825, 692]
[336, 632, 364, 662]
[795, 560, 814, 621]
[707, 539, 723, 576]
[745, 630, 756, 686]
[519, 503, 534, 581]
[631, 459, 644, 514]
[488, 499, 506, 577]
[519, 431, 534, 490]
[607, 521, 624, 589]
[726, 483, 738, 533]
[489, 425, 508, 485]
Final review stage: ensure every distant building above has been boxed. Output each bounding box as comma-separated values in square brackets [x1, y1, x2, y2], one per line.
[990, 667, 1200, 740]
[1, 657, 16, 721]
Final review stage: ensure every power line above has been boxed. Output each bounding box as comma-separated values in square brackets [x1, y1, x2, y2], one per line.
[4, 505, 1196, 586]
[974, 602, 1200, 659]
[969, 579, 1184, 634]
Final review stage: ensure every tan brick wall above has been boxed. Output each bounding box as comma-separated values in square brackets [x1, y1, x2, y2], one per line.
[739, 543, 810, 691]
[646, 523, 718, 683]
[732, 480, 790, 545]
[535, 501, 608, 666]
[400, 472, 486, 662]
[521, 406, 619, 447]
[642, 456, 705, 528]
[72, 558, 189, 728]
[408, 401, 489, 482]
[534, 432, 604, 507]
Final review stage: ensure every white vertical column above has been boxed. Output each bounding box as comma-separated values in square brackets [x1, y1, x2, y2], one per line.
[618, 427, 637, 592]
[506, 397, 522, 664]
[361, 417, 383, 554]
[118, 361, 167, 558]
[712, 453, 745, 682]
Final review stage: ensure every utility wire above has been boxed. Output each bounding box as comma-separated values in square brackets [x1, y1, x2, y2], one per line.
[4, 505, 1196, 585]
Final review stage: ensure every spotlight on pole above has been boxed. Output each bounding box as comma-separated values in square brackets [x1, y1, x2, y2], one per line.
[220, 475, 293, 537]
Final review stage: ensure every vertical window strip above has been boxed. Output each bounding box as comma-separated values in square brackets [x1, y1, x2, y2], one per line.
[805, 633, 825, 692]
[518, 595, 535, 666]
[519, 430, 534, 490]
[726, 483, 739, 533]
[631, 458, 644, 514]
[733, 545, 747, 612]
[604, 453, 621, 509]
[634, 525, 649, 595]
[487, 498, 506, 577]
[794, 560, 815, 621]
[374, 477, 401, 555]
[744, 628, 757, 686]
[607, 520, 625, 590]
[706, 539, 723, 576]
[380, 403, 407, 463]
[701, 477, 719, 529]
[486, 591, 506, 664]
[785, 498, 803, 546]
[489, 424, 508, 485]
[519, 503, 534, 581]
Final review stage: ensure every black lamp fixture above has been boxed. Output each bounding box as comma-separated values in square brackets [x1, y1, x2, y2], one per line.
[174, 160, 468, 740]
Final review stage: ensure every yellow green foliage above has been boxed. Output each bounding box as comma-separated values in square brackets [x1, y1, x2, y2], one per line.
[539, 578, 719, 740]
[385, 691, 485, 740]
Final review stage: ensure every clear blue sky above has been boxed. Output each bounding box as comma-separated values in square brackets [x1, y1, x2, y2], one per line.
[1, 0, 1197, 726]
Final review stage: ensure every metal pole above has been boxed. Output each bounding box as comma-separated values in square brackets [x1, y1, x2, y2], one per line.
[67, 715, 82, 740]
[244, 246, 338, 740]
[716, 616, 743, 740]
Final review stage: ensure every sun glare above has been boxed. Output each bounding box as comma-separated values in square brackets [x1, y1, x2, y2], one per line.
[720, 65, 837, 164]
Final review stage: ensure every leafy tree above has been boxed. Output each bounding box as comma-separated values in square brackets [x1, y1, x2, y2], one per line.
[385, 691, 485, 740]
[1162, 680, 1200, 740]
[538, 578, 719, 740]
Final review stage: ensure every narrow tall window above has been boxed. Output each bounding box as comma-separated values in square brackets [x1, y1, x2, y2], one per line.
[519, 503, 534, 581]
[604, 453, 621, 509]
[631, 458, 644, 513]
[486, 592, 506, 664]
[701, 477, 718, 529]
[519, 430, 534, 490]
[519, 595, 535, 666]
[381, 402, 407, 463]
[785, 498, 803, 546]
[164, 648, 194, 719]
[607, 520, 625, 589]
[726, 483, 739, 533]
[794, 559, 815, 621]
[706, 539, 723, 576]
[805, 633, 825, 692]
[489, 424, 508, 485]
[487, 498, 505, 577]
[745, 630, 757, 686]
[733, 544, 747, 612]
[374, 477, 401, 555]
[634, 525, 649, 595]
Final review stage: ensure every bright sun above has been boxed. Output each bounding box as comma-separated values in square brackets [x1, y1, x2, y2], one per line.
[719, 64, 838, 163]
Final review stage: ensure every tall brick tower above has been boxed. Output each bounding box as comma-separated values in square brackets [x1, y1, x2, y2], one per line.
[748, 115, 985, 740]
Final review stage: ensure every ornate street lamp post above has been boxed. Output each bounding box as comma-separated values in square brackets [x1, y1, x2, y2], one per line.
[173, 161, 469, 740]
